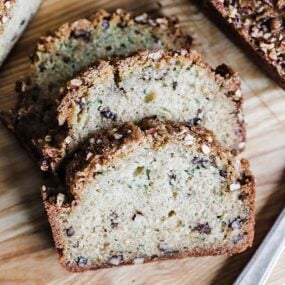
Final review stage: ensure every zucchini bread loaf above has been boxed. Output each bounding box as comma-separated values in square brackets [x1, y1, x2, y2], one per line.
[41, 49, 245, 171]
[1, 9, 191, 165]
[201, 0, 285, 88]
[0, 0, 42, 66]
[43, 118, 255, 272]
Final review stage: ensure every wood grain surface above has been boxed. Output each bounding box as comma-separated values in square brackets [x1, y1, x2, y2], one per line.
[0, 0, 285, 284]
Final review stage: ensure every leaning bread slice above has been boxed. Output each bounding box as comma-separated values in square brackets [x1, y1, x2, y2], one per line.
[1, 9, 191, 166]
[42, 118, 255, 272]
[41, 49, 245, 171]
[26, 9, 192, 102]
[0, 0, 42, 66]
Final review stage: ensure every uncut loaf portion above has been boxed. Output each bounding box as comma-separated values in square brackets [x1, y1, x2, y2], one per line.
[1, 9, 191, 163]
[42, 118, 255, 272]
[0, 0, 42, 66]
[41, 49, 245, 171]
[201, 0, 285, 88]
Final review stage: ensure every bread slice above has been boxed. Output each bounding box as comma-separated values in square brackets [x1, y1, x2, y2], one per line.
[30, 9, 191, 101]
[40, 49, 245, 171]
[200, 0, 285, 88]
[1, 9, 191, 165]
[0, 0, 42, 66]
[42, 118, 255, 272]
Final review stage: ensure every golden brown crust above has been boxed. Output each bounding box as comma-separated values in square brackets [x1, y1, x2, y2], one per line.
[42, 118, 255, 272]
[40, 48, 246, 172]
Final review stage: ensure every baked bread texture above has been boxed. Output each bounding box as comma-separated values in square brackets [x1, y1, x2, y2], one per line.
[40, 49, 245, 171]
[42, 118, 255, 272]
[0, 0, 42, 66]
[1, 9, 191, 166]
[200, 0, 285, 88]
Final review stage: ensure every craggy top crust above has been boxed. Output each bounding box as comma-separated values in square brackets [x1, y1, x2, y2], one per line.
[208, 0, 285, 81]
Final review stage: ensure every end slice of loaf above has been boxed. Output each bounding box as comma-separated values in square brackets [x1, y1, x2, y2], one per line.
[43, 118, 255, 272]
[1, 9, 191, 166]
[41, 49, 245, 171]
[0, 0, 42, 66]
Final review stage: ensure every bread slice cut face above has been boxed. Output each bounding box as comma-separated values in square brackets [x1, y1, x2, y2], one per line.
[43, 119, 254, 272]
[41, 49, 245, 171]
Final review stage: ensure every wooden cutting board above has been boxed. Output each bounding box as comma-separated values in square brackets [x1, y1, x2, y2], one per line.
[0, 0, 284, 284]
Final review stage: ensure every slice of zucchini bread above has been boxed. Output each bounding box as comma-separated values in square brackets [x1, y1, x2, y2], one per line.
[41, 49, 245, 171]
[42, 118, 255, 272]
[25, 9, 191, 102]
[0, 0, 42, 66]
[200, 0, 285, 88]
[1, 9, 191, 158]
